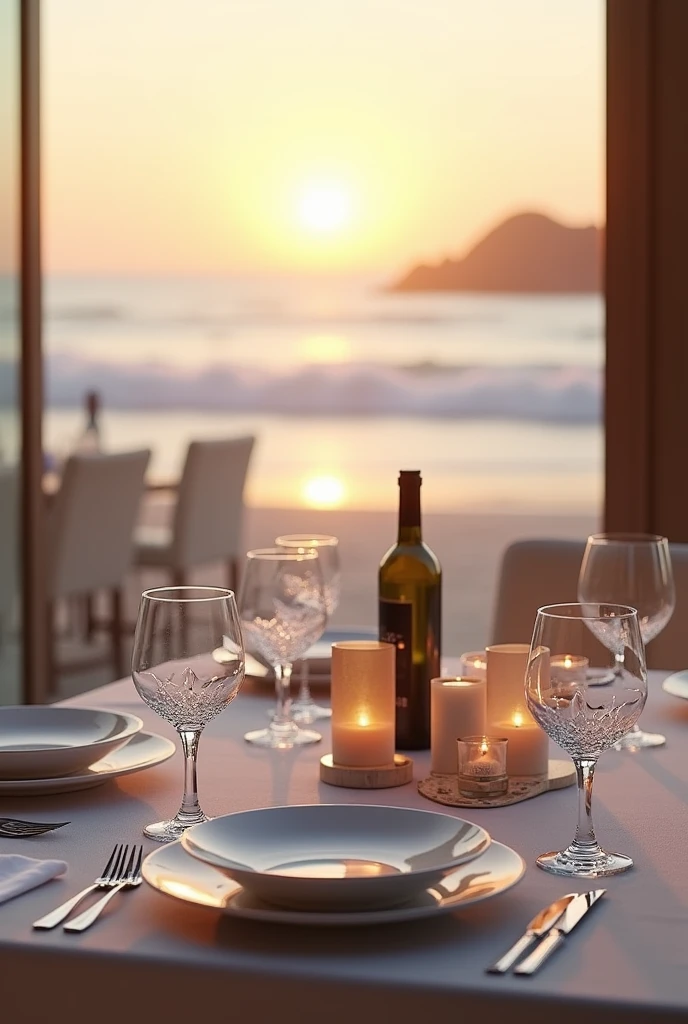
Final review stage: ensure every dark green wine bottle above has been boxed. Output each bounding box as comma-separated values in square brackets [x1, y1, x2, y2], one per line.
[378, 470, 441, 750]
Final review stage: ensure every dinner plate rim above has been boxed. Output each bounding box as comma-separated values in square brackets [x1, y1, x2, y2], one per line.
[143, 837, 525, 926]
[0, 730, 175, 793]
[0, 705, 143, 752]
[180, 802, 492, 881]
[662, 670, 688, 699]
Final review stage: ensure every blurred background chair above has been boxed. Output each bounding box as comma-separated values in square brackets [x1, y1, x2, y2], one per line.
[47, 449, 150, 690]
[133, 435, 255, 591]
[490, 537, 688, 669]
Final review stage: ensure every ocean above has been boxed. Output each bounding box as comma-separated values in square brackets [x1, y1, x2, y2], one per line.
[40, 274, 603, 513]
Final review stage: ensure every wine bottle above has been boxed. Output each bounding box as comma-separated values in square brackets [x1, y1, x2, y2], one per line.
[379, 470, 441, 750]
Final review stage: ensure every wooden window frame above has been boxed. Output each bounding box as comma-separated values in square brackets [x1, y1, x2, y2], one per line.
[606, 0, 688, 538]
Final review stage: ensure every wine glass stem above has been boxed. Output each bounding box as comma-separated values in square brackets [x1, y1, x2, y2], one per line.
[571, 757, 600, 854]
[177, 728, 203, 821]
[274, 662, 293, 724]
[297, 660, 313, 704]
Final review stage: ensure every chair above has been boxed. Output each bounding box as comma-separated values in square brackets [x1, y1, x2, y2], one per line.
[490, 538, 688, 669]
[47, 449, 151, 686]
[133, 436, 255, 590]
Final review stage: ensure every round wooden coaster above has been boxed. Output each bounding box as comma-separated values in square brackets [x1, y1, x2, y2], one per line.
[417, 758, 576, 809]
[320, 753, 414, 789]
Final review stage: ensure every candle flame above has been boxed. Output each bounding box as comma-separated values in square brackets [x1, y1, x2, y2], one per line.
[512, 711, 524, 727]
[480, 739, 489, 755]
[357, 714, 370, 728]
[564, 656, 573, 669]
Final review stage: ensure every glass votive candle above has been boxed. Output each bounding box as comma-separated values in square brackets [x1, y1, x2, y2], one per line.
[458, 651, 487, 681]
[550, 653, 589, 685]
[457, 735, 508, 796]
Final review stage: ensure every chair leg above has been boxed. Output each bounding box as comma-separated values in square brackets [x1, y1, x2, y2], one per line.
[46, 600, 57, 698]
[110, 587, 124, 679]
[226, 557, 239, 593]
[172, 570, 188, 654]
[85, 594, 96, 641]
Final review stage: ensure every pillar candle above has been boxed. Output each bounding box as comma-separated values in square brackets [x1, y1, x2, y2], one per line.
[331, 641, 395, 767]
[430, 677, 486, 774]
[493, 708, 549, 776]
[485, 643, 530, 729]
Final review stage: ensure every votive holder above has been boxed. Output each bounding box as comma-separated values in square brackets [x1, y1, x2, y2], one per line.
[457, 735, 508, 797]
[458, 650, 487, 681]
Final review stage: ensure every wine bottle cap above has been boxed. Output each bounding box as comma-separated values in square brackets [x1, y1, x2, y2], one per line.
[398, 470, 422, 485]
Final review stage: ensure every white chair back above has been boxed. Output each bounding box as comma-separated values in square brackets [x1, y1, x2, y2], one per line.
[170, 436, 255, 568]
[491, 537, 688, 670]
[48, 450, 150, 598]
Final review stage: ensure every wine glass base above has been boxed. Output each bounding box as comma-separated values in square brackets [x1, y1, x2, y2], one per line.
[143, 813, 209, 844]
[614, 729, 666, 750]
[293, 701, 332, 723]
[244, 725, 321, 749]
[537, 848, 633, 878]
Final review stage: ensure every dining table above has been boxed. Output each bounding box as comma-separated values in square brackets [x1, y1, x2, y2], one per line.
[2, 666, 688, 1024]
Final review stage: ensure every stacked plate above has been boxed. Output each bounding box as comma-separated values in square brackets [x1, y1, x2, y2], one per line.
[143, 803, 526, 926]
[0, 706, 175, 794]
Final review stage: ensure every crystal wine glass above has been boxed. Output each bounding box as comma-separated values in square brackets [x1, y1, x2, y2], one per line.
[239, 547, 328, 748]
[578, 533, 674, 748]
[526, 602, 646, 877]
[132, 586, 245, 843]
[274, 534, 341, 723]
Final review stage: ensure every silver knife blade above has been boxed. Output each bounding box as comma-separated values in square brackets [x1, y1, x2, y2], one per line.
[486, 893, 579, 974]
[513, 889, 606, 976]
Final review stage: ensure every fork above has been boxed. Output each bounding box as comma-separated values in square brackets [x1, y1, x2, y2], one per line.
[64, 845, 143, 932]
[0, 817, 70, 838]
[33, 843, 128, 929]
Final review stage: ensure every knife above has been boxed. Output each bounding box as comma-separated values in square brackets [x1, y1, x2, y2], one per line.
[486, 893, 580, 974]
[513, 889, 606, 976]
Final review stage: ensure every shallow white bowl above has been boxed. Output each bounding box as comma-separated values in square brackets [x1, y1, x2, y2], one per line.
[181, 804, 491, 912]
[0, 706, 143, 779]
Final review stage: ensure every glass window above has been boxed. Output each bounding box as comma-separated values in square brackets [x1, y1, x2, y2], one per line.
[43, 1, 604, 657]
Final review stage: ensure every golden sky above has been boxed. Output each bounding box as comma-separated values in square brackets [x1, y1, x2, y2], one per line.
[42, 0, 604, 276]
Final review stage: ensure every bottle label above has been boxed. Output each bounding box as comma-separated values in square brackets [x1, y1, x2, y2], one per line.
[379, 598, 413, 714]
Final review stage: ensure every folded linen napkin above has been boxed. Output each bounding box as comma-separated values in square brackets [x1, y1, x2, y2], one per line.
[0, 854, 67, 905]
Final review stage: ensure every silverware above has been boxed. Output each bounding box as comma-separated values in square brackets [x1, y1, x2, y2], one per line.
[513, 889, 606, 976]
[64, 845, 143, 932]
[0, 817, 70, 838]
[33, 843, 128, 929]
[486, 892, 580, 973]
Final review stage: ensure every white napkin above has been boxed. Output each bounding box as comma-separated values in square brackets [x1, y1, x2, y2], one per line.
[0, 854, 67, 905]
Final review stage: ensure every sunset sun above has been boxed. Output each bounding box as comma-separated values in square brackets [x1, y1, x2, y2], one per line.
[296, 182, 354, 234]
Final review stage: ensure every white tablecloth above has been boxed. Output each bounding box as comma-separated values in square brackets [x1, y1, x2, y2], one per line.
[2, 670, 688, 1024]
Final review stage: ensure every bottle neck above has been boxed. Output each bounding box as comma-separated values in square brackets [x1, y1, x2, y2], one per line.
[398, 476, 422, 544]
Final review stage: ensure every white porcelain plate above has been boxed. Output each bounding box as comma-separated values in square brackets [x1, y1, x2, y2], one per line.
[0, 730, 175, 794]
[0, 706, 143, 779]
[144, 837, 524, 926]
[181, 804, 491, 912]
[662, 670, 688, 700]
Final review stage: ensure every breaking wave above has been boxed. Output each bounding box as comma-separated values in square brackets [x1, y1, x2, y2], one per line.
[42, 355, 601, 424]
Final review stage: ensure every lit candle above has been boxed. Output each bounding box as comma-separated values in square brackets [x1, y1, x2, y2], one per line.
[331, 641, 396, 768]
[495, 709, 549, 777]
[430, 677, 486, 774]
[551, 654, 589, 685]
[485, 643, 530, 730]
[457, 735, 508, 795]
[458, 651, 487, 681]
[463, 738, 503, 777]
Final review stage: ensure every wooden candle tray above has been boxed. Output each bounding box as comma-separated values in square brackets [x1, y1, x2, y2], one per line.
[417, 758, 576, 809]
